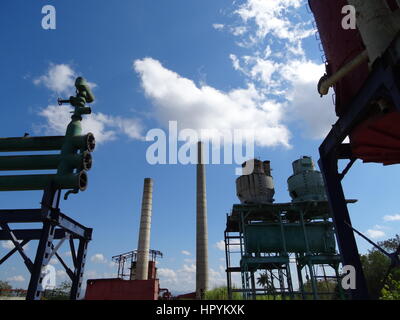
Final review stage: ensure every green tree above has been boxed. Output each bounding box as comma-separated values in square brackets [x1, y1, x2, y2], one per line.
[0, 280, 12, 296]
[360, 234, 400, 300]
[380, 276, 400, 300]
[302, 279, 339, 300]
[256, 272, 276, 295]
[43, 280, 72, 300]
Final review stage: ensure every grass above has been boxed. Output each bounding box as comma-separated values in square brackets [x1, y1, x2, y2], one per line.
[204, 286, 284, 300]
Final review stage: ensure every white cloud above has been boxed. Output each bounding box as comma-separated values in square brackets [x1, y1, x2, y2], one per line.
[231, 26, 247, 36]
[365, 229, 386, 239]
[215, 240, 225, 251]
[1, 240, 29, 250]
[158, 268, 177, 281]
[7, 275, 25, 282]
[215, 239, 240, 251]
[209, 266, 226, 288]
[56, 270, 67, 278]
[90, 253, 107, 264]
[85, 270, 99, 278]
[1, 241, 15, 250]
[222, 1, 337, 139]
[235, 0, 312, 43]
[383, 214, 400, 222]
[212, 23, 224, 30]
[37, 105, 144, 144]
[134, 57, 291, 148]
[181, 250, 191, 256]
[50, 257, 59, 265]
[34, 64, 76, 95]
[283, 60, 337, 138]
[182, 264, 196, 273]
[34, 64, 143, 144]
[157, 264, 227, 293]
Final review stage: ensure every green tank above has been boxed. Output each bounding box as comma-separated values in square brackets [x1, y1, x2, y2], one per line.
[244, 221, 336, 254]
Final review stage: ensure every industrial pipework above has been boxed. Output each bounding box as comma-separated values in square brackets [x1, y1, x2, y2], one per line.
[348, 0, 400, 65]
[136, 178, 154, 280]
[0, 77, 95, 196]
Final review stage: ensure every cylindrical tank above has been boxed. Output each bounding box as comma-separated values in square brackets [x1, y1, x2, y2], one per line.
[236, 159, 275, 204]
[310, 0, 400, 165]
[309, 0, 370, 117]
[347, 0, 400, 65]
[287, 156, 327, 202]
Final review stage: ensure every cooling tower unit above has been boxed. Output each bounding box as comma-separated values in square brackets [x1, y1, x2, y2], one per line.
[287, 156, 327, 202]
[236, 159, 275, 204]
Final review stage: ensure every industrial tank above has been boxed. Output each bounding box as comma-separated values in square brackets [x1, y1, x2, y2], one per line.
[309, 0, 400, 165]
[287, 156, 327, 202]
[236, 159, 275, 204]
[309, 0, 369, 116]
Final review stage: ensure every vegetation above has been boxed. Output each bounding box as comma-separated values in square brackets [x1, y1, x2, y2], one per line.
[380, 276, 400, 300]
[360, 234, 400, 300]
[42, 280, 72, 300]
[0, 280, 12, 297]
[205, 286, 242, 300]
[302, 279, 341, 300]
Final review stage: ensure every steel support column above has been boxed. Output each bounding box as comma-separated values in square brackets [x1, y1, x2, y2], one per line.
[0, 186, 92, 300]
[319, 155, 369, 299]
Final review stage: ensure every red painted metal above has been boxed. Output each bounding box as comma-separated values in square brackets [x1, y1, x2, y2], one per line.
[349, 112, 400, 165]
[175, 292, 196, 300]
[309, 0, 369, 117]
[148, 260, 157, 280]
[309, 0, 400, 164]
[84, 278, 159, 300]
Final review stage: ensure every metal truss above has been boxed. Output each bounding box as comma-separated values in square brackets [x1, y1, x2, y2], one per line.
[0, 185, 92, 300]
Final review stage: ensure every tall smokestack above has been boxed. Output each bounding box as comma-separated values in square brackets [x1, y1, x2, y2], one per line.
[136, 178, 153, 280]
[196, 141, 208, 299]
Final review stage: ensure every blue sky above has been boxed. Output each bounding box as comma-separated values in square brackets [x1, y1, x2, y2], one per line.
[0, 0, 399, 294]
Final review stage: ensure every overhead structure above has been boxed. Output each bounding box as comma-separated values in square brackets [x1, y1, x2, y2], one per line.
[112, 249, 163, 280]
[196, 141, 208, 299]
[225, 158, 345, 300]
[0, 77, 96, 300]
[309, 0, 400, 299]
[136, 178, 154, 280]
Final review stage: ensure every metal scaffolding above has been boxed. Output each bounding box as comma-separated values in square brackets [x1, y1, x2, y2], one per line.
[225, 202, 345, 300]
[112, 249, 163, 280]
[0, 184, 92, 300]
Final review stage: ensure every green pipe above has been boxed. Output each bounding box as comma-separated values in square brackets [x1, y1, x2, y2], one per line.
[0, 171, 87, 191]
[0, 151, 92, 171]
[0, 133, 95, 153]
